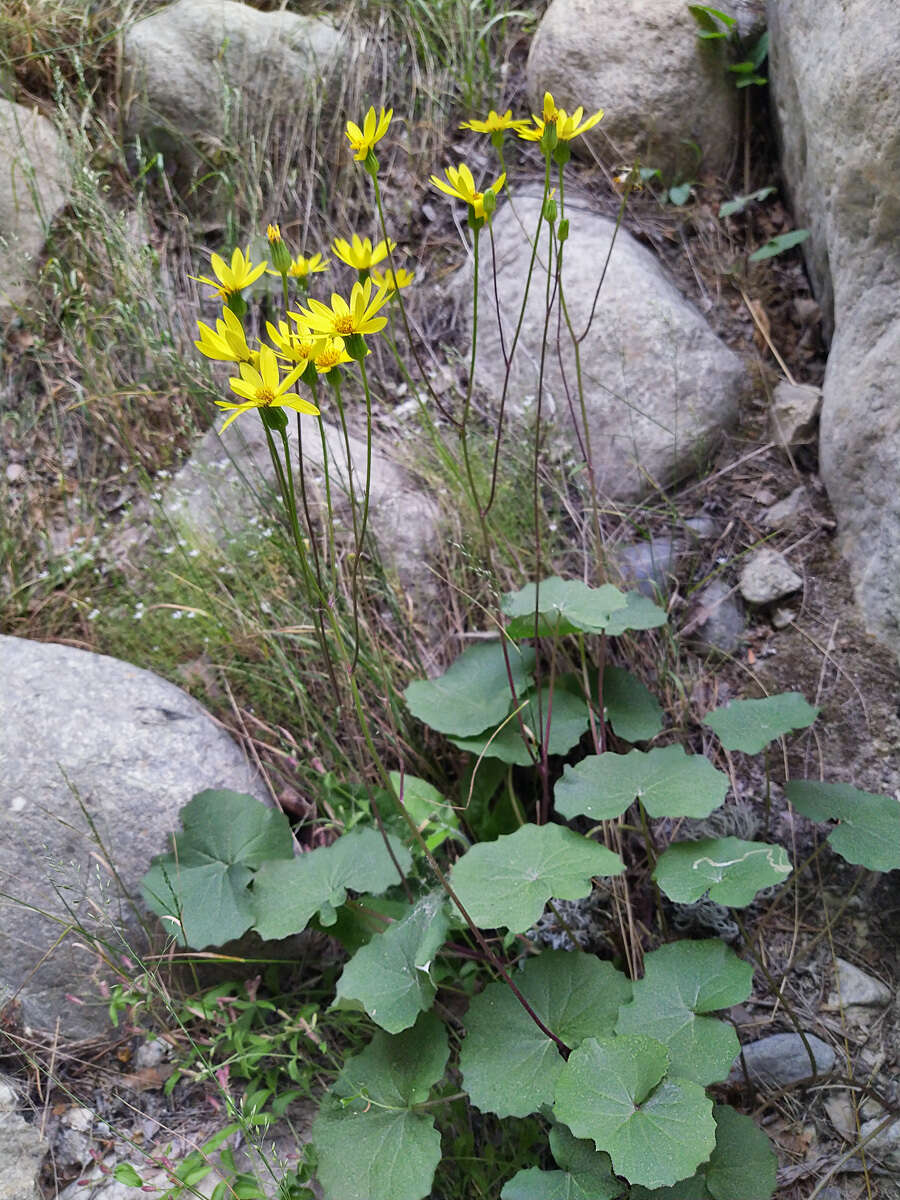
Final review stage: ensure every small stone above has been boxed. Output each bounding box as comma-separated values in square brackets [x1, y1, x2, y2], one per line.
[739, 547, 803, 605]
[62, 1106, 93, 1132]
[792, 298, 821, 324]
[730, 1031, 835, 1087]
[769, 381, 822, 449]
[686, 578, 745, 655]
[771, 606, 796, 629]
[754, 487, 778, 506]
[832, 958, 892, 1007]
[859, 1114, 900, 1171]
[824, 1091, 856, 1138]
[5, 463, 24, 484]
[615, 537, 678, 598]
[762, 485, 809, 529]
[683, 515, 718, 539]
[135, 1037, 169, 1069]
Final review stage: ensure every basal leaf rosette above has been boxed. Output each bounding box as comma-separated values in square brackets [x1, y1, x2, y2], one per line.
[615, 941, 753, 1085]
[653, 836, 792, 907]
[553, 1035, 716, 1189]
[461, 950, 631, 1117]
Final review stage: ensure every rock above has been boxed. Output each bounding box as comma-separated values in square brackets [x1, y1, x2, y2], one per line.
[731, 1031, 836, 1087]
[832, 958, 892, 1008]
[683, 515, 718, 540]
[471, 190, 744, 502]
[739, 547, 802, 605]
[771, 605, 796, 629]
[0, 1074, 44, 1200]
[769, 381, 822, 449]
[0, 637, 268, 1038]
[5, 463, 25, 484]
[684, 578, 745, 655]
[164, 417, 440, 602]
[123, 0, 343, 175]
[526, 0, 741, 178]
[762, 485, 809, 529]
[0, 100, 72, 318]
[823, 1091, 856, 1139]
[614, 537, 678, 598]
[860, 1114, 900, 1172]
[769, 0, 900, 663]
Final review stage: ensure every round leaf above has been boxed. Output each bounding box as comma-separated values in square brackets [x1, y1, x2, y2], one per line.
[702, 693, 818, 754]
[555, 746, 728, 822]
[603, 591, 667, 636]
[705, 1105, 776, 1200]
[503, 577, 628, 637]
[553, 1036, 716, 1189]
[460, 951, 631, 1117]
[785, 780, 900, 872]
[450, 686, 590, 766]
[653, 837, 792, 907]
[603, 666, 664, 743]
[404, 641, 535, 737]
[449, 823, 624, 933]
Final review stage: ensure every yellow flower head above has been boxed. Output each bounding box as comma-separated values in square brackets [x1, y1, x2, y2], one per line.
[460, 109, 528, 136]
[193, 247, 267, 301]
[370, 266, 414, 293]
[266, 223, 281, 243]
[429, 163, 506, 221]
[194, 306, 257, 364]
[345, 106, 393, 161]
[332, 235, 396, 272]
[266, 318, 325, 366]
[288, 252, 330, 279]
[297, 277, 391, 338]
[218, 345, 319, 432]
[313, 336, 354, 374]
[518, 91, 604, 143]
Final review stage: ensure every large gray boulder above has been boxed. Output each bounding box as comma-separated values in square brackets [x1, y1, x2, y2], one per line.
[0, 637, 268, 1038]
[470, 190, 745, 502]
[0, 100, 71, 319]
[769, 0, 900, 660]
[525, 0, 745, 179]
[123, 0, 343, 169]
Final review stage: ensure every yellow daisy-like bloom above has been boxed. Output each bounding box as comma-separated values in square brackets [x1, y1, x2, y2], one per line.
[331, 235, 396, 272]
[313, 336, 354, 374]
[217, 345, 319, 432]
[518, 91, 604, 143]
[297, 277, 391, 338]
[266, 318, 324, 366]
[289, 252, 330, 279]
[370, 266, 414, 293]
[460, 109, 528, 135]
[429, 163, 506, 221]
[266, 223, 281, 242]
[345, 106, 393, 161]
[194, 306, 257, 364]
[193, 247, 268, 301]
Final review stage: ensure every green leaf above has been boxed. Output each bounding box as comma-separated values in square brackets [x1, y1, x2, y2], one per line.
[388, 773, 461, 850]
[404, 641, 535, 737]
[502, 576, 628, 638]
[315, 895, 410, 955]
[703, 692, 819, 753]
[687, 4, 735, 36]
[630, 1177, 710, 1200]
[113, 1165, 144, 1188]
[251, 828, 412, 940]
[460, 951, 631, 1117]
[603, 591, 667, 636]
[554, 746, 728, 822]
[312, 1012, 449, 1200]
[718, 187, 776, 218]
[141, 790, 294, 948]
[667, 183, 693, 206]
[785, 781, 900, 871]
[705, 1105, 776, 1199]
[603, 666, 664, 742]
[748, 229, 810, 261]
[334, 893, 449, 1033]
[553, 1035, 716, 1188]
[449, 686, 591, 766]
[653, 837, 792, 907]
[449, 823, 624, 932]
[615, 941, 752, 1085]
[501, 1125, 624, 1198]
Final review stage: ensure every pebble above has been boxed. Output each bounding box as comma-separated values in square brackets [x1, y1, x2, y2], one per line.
[769, 380, 822, 448]
[687, 579, 745, 655]
[615, 536, 678, 598]
[832, 958, 892, 1007]
[739, 547, 803, 605]
[771, 606, 797, 629]
[5, 462, 25, 484]
[730, 1031, 835, 1087]
[762, 485, 809, 529]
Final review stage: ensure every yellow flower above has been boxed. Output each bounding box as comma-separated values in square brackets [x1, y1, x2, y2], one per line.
[331, 235, 396, 272]
[288, 252, 330, 279]
[345, 106, 393, 161]
[194, 306, 257, 363]
[297, 277, 391, 338]
[460, 109, 528, 135]
[429, 163, 506, 221]
[370, 266, 414, 293]
[518, 91, 604, 143]
[217, 345, 319, 432]
[313, 336, 354, 374]
[192, 247, 267, 301]
[266, 318, 324, 366]
[266, 223, 282, 242]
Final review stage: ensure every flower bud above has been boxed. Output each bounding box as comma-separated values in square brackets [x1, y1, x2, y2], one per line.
[267, 223, 293, 275]
[558, 218, 570, 243]
[543, 196, 557, 224]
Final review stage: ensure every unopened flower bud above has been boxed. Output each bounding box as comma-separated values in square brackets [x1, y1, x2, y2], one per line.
[543, 196, 557, 224]
[558, 218, 569, 243]
[266, 223, 292, 275]
[482, 188, 497, 217]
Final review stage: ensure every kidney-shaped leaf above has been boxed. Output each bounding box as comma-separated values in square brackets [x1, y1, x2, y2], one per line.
[653, 837, 792, 907]
[404, 641, 535, 737]
[630, 1178, 711, 1200]
[461, 951, 631, 1117]
[141, 789, 294, 948]
[603, 666, 664, 743]
[553, 1035, 716, 1189]
[450, 686, 590, 766]
[251, 828, 412, 940]
[501, 1124, 624, 1199]
[334, 892, 449, 1033]
[705, 1105, 776, 1200]
[785, 781, 900, 872]
[312, 1012, 449, 1200]
[555, 746, 728, 823]
[450, 823, 624, 933]
[503, 577, 628, 638]
[615, 941, 752, 1085]
[703, 693, 818, 754]
[603, 591, 667, 636]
